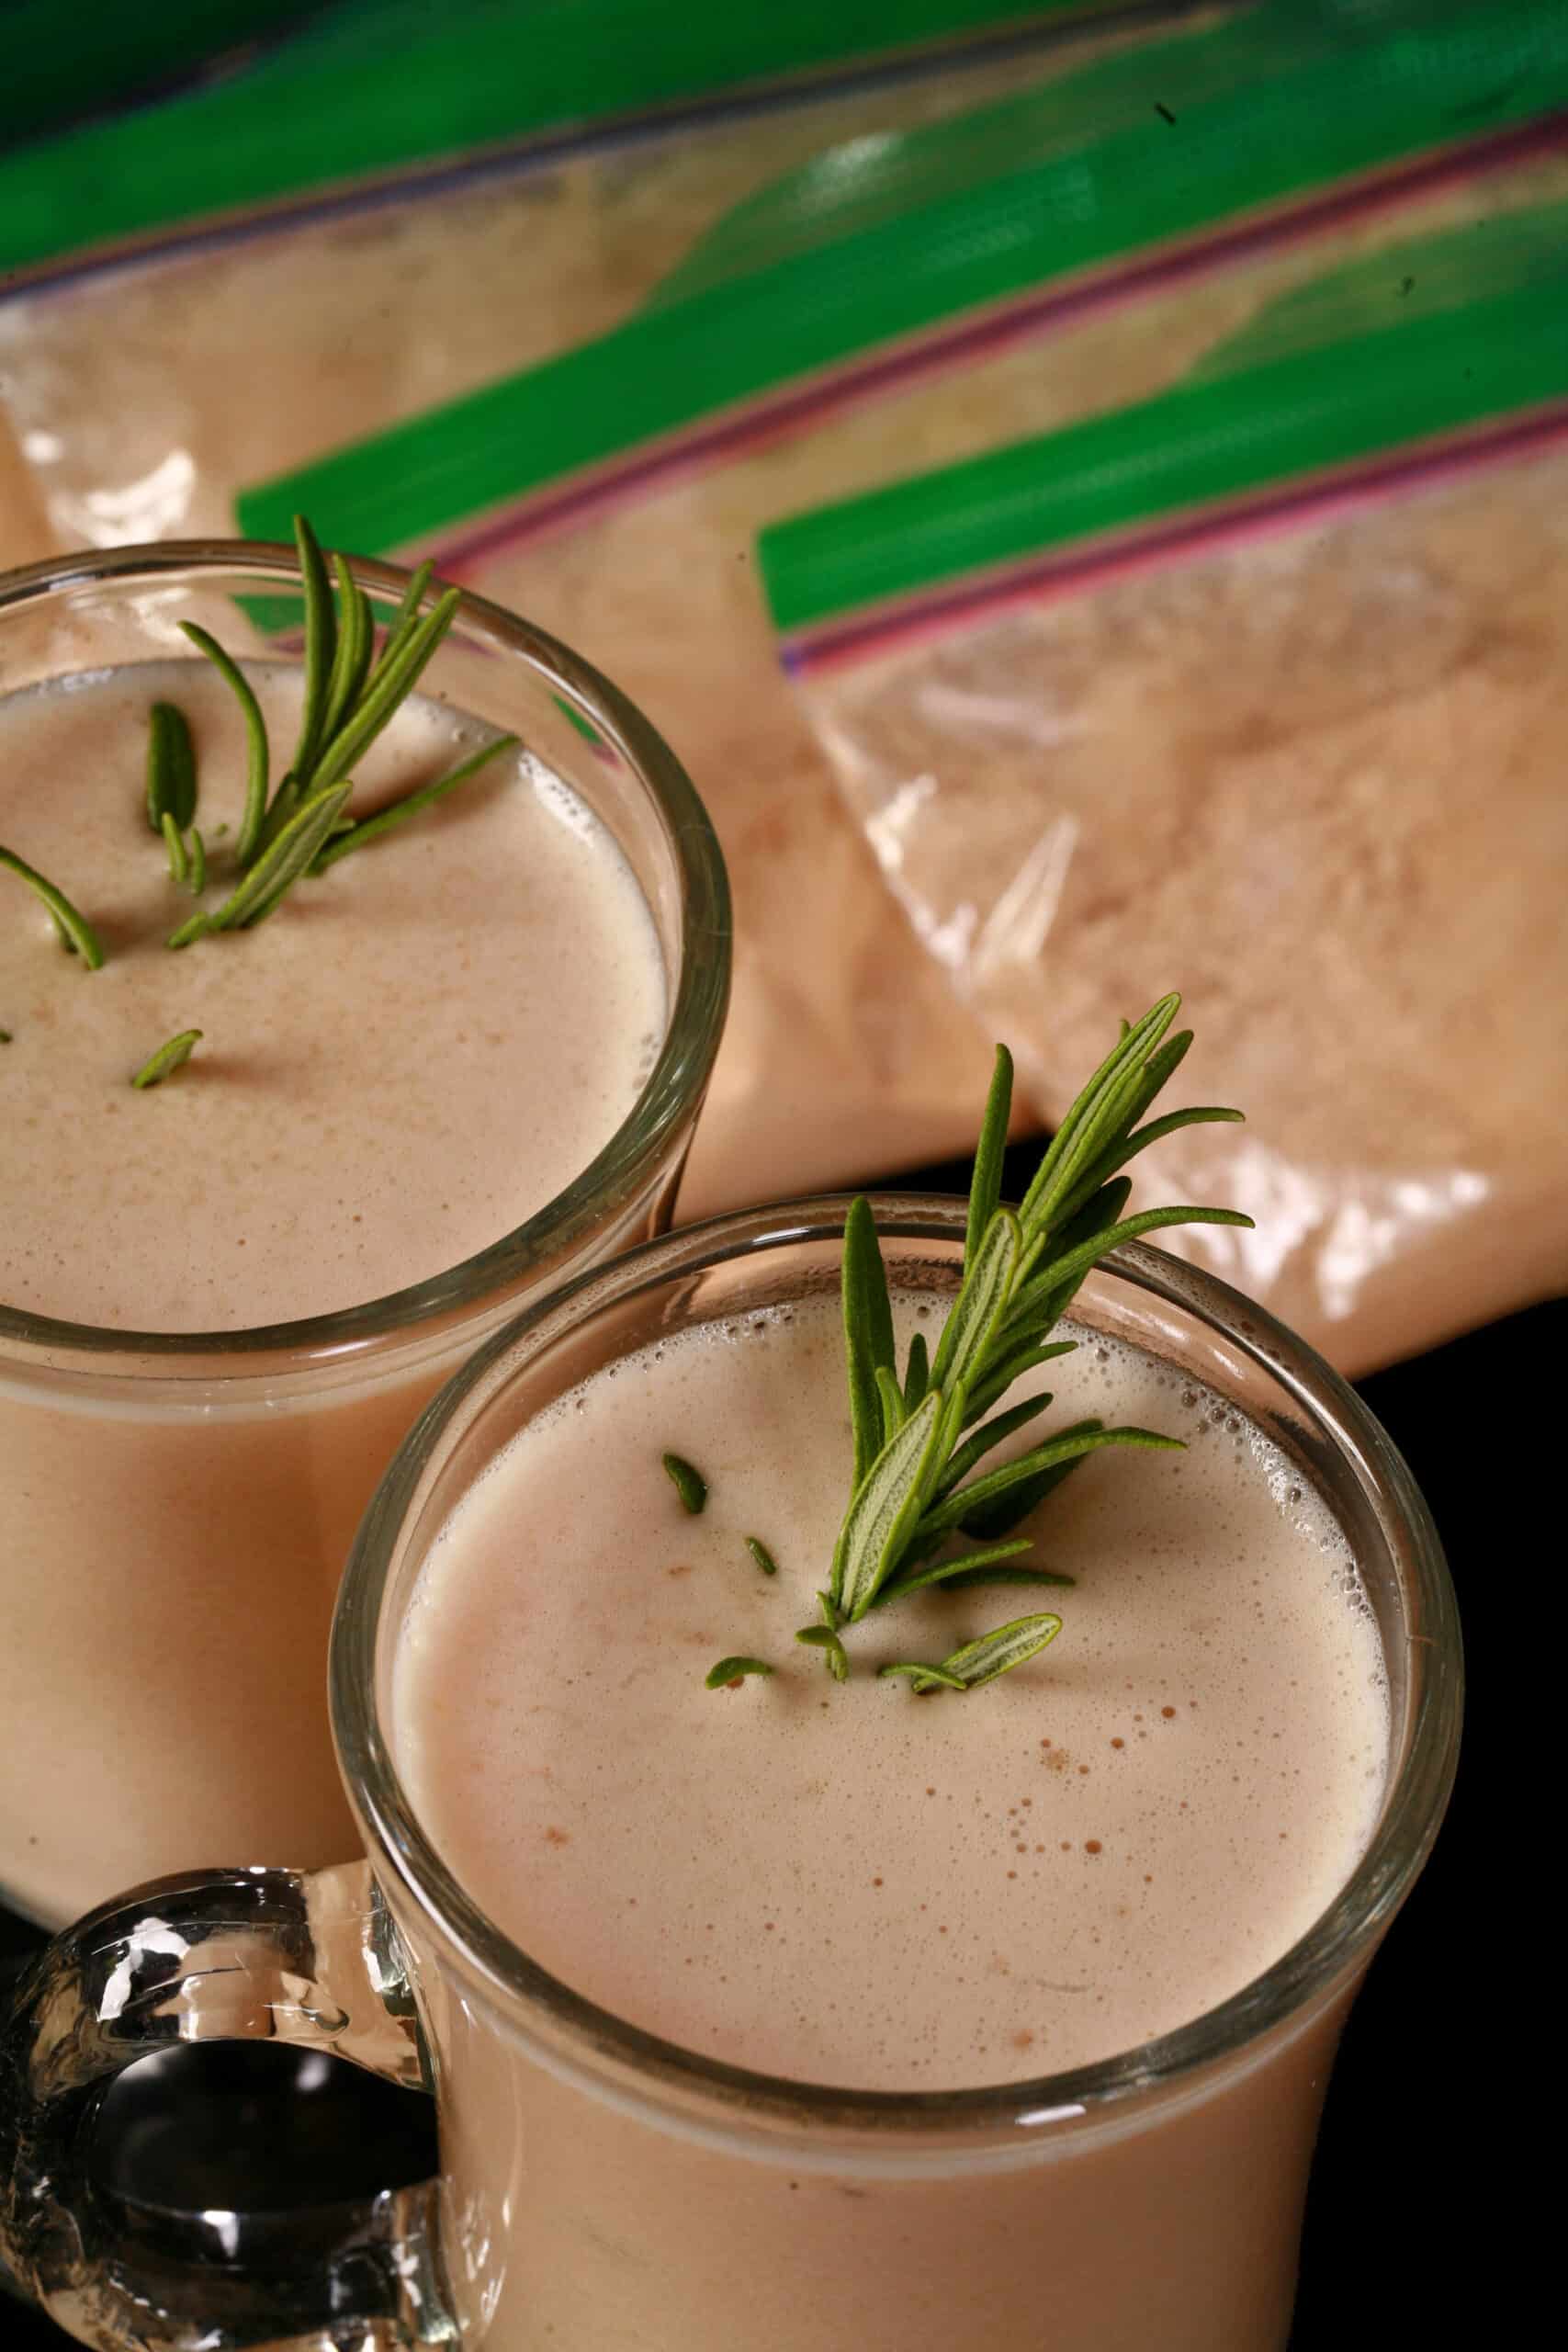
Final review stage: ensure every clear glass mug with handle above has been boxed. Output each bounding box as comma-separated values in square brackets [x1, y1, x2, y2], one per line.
[0, 1200, 1461, 2351]
[0, 538, 729, 1928]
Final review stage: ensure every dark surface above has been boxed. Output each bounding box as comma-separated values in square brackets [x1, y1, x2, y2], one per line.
[3, 1141, 1535, 2345]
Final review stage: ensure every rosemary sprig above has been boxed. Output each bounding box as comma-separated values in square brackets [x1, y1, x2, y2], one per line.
[1, 846, 105, 968]
[130, 1029, 203, 1090]
[828, 999, 1249, 1659]
[168, 515, 488, 936]
[701, 996, 1251, 1695]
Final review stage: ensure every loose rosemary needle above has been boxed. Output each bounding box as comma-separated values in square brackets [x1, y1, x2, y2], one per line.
[130, 1030, 203, 1091]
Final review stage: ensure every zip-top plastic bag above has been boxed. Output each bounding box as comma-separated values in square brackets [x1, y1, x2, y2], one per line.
[231, 0, 1568, 558]
[761, 196, 1568, 1374]
[0, 2, 1156, 552]
[10, 0, 1565, 1236]
[204, 0, 1568, 1220]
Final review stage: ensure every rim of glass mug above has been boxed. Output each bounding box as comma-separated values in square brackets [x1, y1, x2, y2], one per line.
[333, 1194, 1462, 2171]
[0, 537, 730, 1381]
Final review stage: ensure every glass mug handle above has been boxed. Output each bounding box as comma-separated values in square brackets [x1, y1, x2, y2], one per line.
[0, 1860, 455, 2349]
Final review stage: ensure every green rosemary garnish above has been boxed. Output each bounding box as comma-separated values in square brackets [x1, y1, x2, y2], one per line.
[699, 995, 1251, 1692]
[795, 1623, 850, 1682]
[663, 1453, 709, 1514]
[161, 809, 189, 888]
[130, 1029, 203, 1090]
[146, 701, 197, 837]
[745, 1537, 779, 1577]
[0, 846, 105, 968]
[165, 516, 509, 943]
[705, 1657, 775, 1690]
[879, 1612, 1064, 1694]
[314, 734, 517, 870]
[179, 624, 268, 864]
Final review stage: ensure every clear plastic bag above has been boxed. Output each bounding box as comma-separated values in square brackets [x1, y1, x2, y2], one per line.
[0, 12, 1142, 551]
[763, 198, 1568, 1372]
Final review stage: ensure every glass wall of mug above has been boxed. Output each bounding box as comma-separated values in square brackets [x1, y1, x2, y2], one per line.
[0, 540, 729, 1927]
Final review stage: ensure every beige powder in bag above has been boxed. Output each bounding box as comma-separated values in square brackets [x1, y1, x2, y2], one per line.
[796, 440, 1568, 1373]
[450, 152, 1568, 1230]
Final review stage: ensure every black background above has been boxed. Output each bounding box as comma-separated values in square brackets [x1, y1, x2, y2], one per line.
[3, 1141, 1531, 2346]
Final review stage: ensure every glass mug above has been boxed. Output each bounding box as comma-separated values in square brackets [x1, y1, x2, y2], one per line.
[1, 1201, 1460, 2350]
[0, 540, 729, 1928]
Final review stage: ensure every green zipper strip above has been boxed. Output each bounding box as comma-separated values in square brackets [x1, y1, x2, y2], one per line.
[236, 0, 1568, 560]
[0, 0, 1116, 280]
[1191, 188, 1568, 379]
[757, 271, 1568, 635]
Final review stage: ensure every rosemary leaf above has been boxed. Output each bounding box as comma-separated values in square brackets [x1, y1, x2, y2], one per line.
[957, 1418, 1103, 1544]
[843, 1194, 896, 1489]
[933, 1393, 1057, 1501]
[878, 1660, 967, 1693]
[933, 1611, 1065, 1690]
[1013, 1204, 1255, 1328]
[179, 622, 269, 865]
[1055, 1103, 1242, 1232]
[161, 809, 188, 888]
[873, 1534, 1028, 1601]
[795, 1623, 850, 1682]
[902, 1329, 930, 1413]
[186, 827, 207, 898]
[1017, 998, 1177, 1245]
[378, 558, 435, 668]
[145, 701, 197, 833]
[0, 846, 105, 967]
[874, 1363, 906, 1446]
[964, 1043, 1012, 1269]
[178, 783, 350, 943]
[130, 1028, 202, 1090]
[312, 734, 517, 873]
[929, 1205, 1020, 1396]
[320, 558, 375, 746]
[881, 1612, 1064, 1695]
[289, 514, 337, 787]
[662, 1453, 708, 1514]
[962, 1340, 1077, 1430]
[744, 1537, 779, 1577]
[834, 1388, 945, 1622]
[919, 1425, 1180, 1543]
[310, 589, 460, 792]
[705, 1657, 775, 1690]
